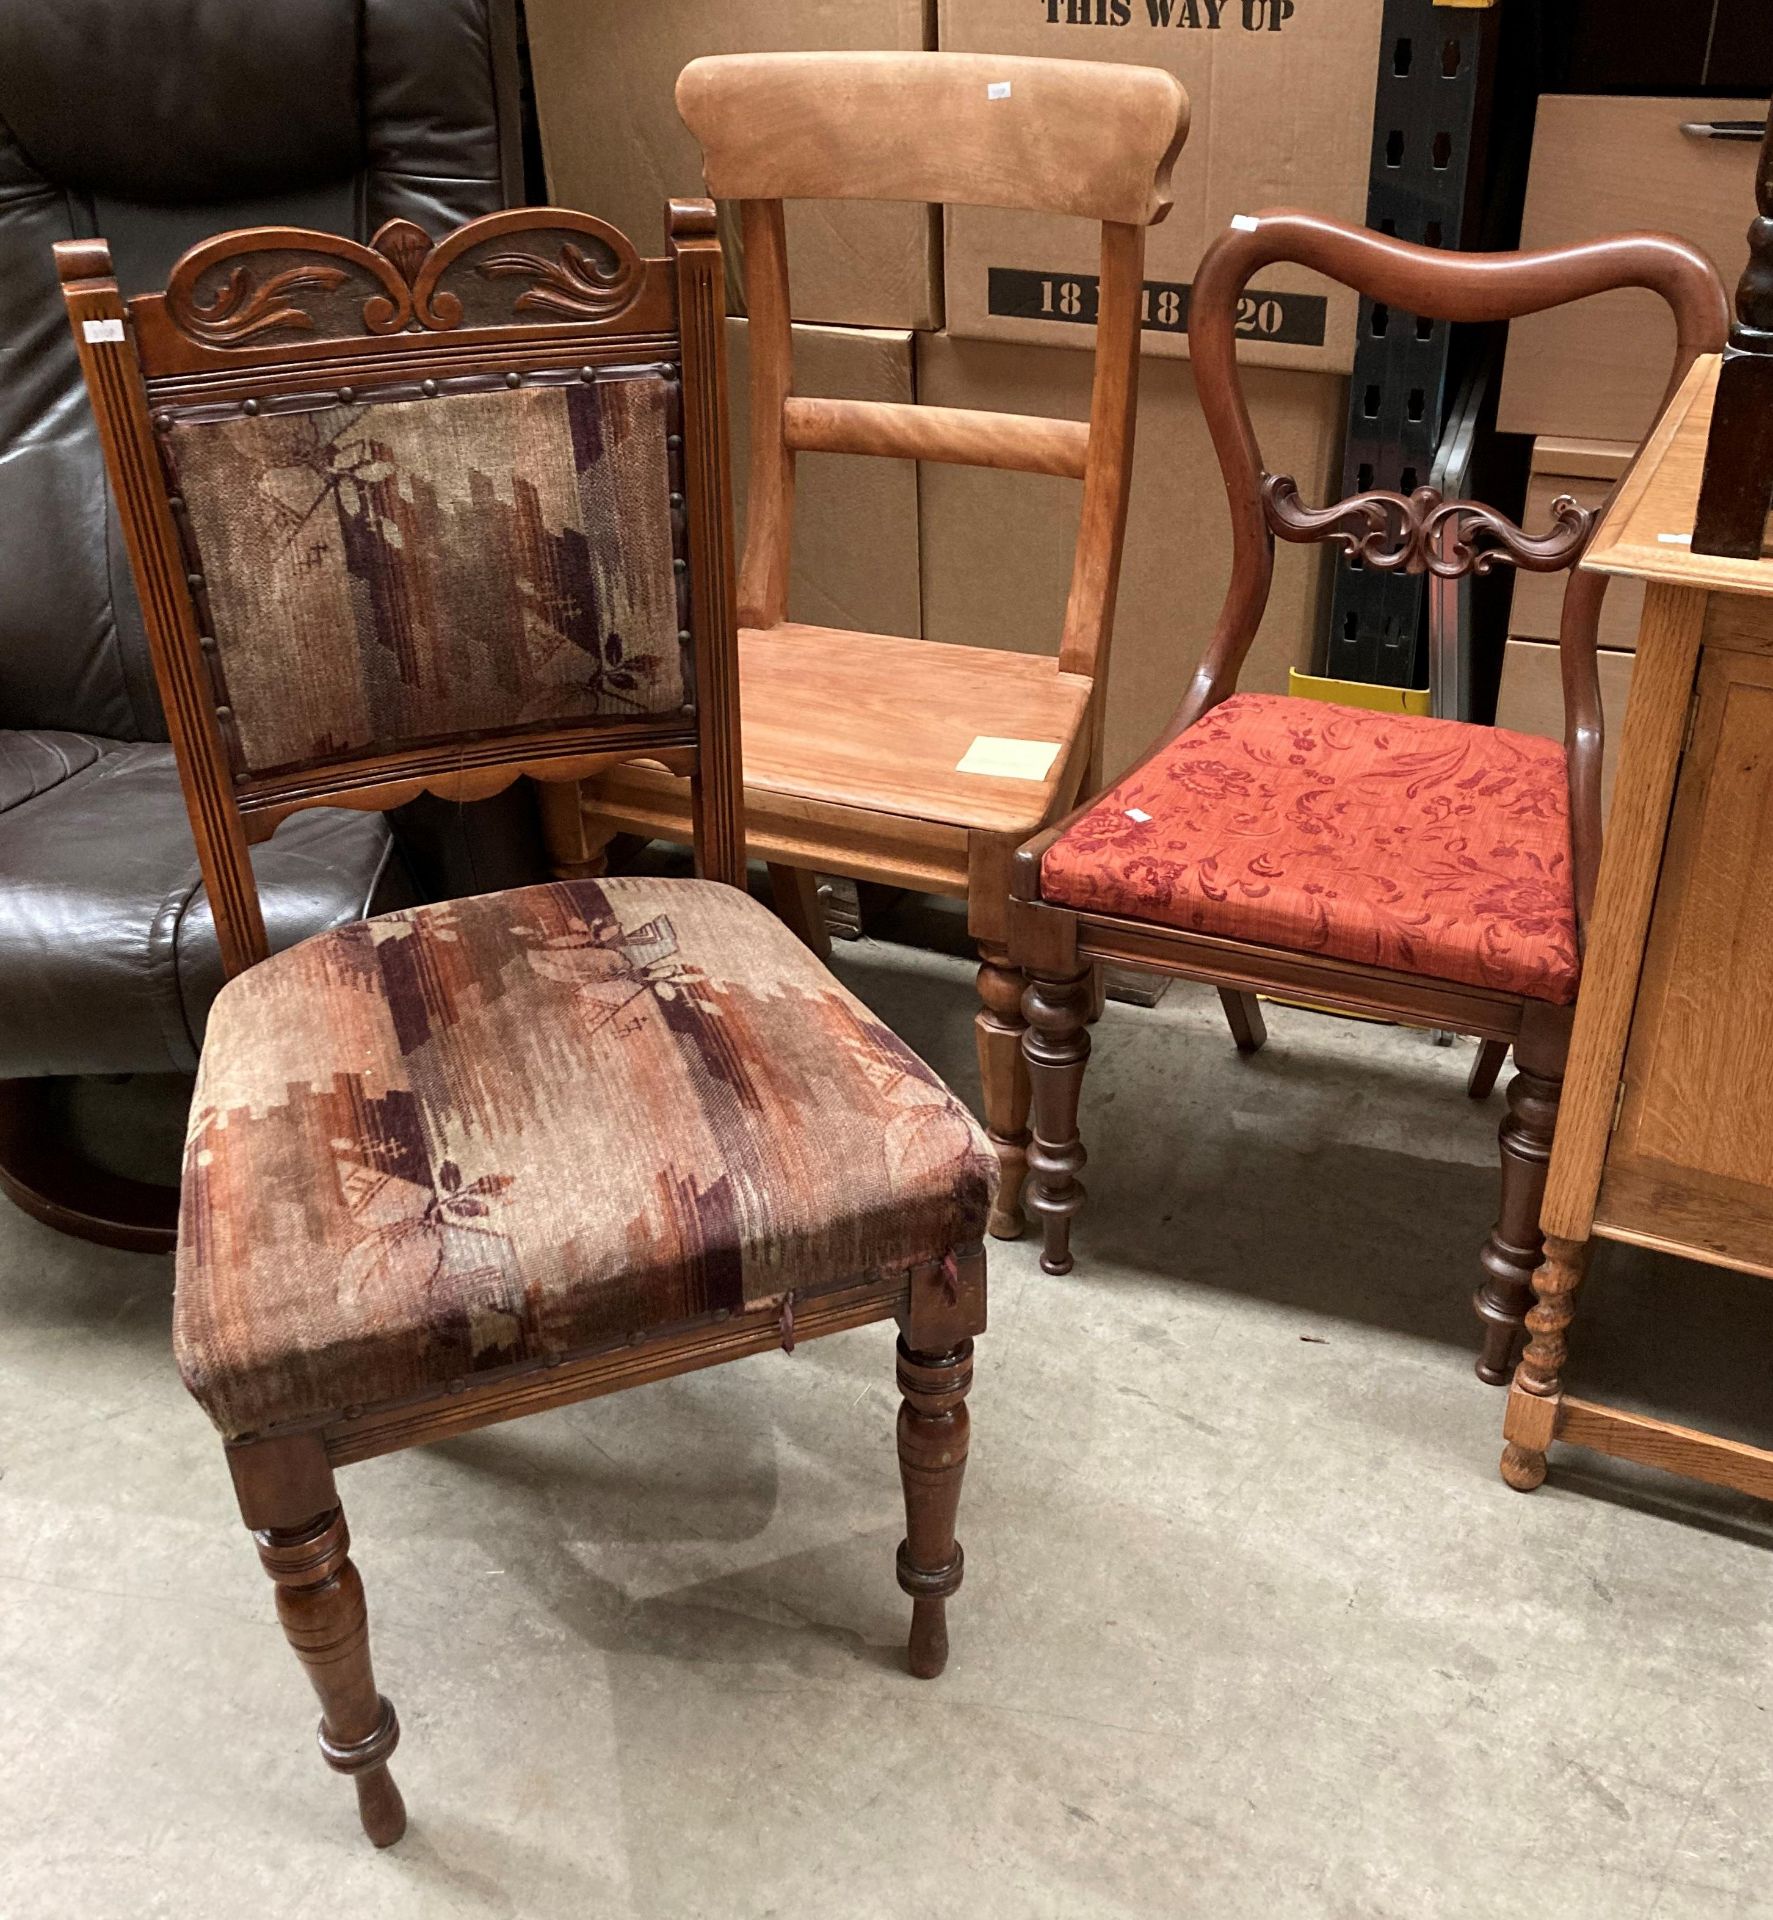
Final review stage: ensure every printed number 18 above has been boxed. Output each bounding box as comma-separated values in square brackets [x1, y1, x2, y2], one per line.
[1038, 278, 1086, 318]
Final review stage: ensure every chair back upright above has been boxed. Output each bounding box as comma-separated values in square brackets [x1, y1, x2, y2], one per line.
[676, 51, 1190, 743]
[56, 202, 743, 979]
[1185, 209, 1729, 932]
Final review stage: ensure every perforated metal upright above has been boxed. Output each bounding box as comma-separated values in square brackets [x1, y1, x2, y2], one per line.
[1321, 0, 1496, 689]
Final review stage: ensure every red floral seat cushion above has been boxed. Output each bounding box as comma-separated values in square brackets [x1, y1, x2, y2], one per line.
[1041, 693, 1579, 1004]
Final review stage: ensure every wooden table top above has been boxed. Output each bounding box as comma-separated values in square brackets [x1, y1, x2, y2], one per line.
[1585, 354, 1773, 598]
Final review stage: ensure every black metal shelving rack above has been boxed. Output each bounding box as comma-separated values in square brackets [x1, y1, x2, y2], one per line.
[1320, 0, 1496, 694]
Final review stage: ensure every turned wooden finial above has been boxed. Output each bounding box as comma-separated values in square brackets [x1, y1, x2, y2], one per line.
[1737, 123, 1773, 334]
[1694, 117, 1773, 559]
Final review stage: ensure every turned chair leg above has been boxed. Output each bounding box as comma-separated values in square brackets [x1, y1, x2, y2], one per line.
[541, 798, 622, 882]
[1022, 969, 1092, 1277]
[975, 945, 1031, 1240]
[896, 1336, 973, 1680]
[1474, 1024, 1564, 1385]
[1218, 987, 1268, 1055]
[1467, 1038, 1509, 1101]
[767, 862, 832, 961]
[253, 1502, 405, 1846]
[1501, 1233, 1592, 1491]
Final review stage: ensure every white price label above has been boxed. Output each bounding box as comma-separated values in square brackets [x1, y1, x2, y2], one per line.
[956, 736, 1061, 781]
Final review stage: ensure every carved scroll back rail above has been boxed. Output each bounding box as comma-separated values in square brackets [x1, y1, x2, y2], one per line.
[1261, 474, 1596, 580]
[152, 212, 654, 363]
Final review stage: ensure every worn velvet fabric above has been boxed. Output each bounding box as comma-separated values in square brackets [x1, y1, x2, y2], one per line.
[163, 372, 685, 776]
[175, 877, 996, 1438]
[1042, 693, 1579, 1004]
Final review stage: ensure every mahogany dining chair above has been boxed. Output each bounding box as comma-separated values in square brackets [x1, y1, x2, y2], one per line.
[59, 199, 995, 1844]
[1007, 209, 1726, 1381]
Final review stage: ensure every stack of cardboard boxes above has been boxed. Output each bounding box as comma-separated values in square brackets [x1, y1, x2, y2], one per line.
[523, 0, 942, 329]
[524, 0, 936, 664]
[525, 0, 1384, 784]
[1494, 93, 1764, 813]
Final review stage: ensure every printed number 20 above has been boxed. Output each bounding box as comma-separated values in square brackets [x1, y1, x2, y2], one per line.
[1236, 295, 1284, 337]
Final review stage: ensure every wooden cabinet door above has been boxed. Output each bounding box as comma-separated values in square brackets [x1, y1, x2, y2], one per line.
[1596, 645, 1773, 1273]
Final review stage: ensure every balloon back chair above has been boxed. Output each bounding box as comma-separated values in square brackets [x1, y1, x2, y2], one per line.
[1007, 209, 1726, 1382]
[58, 200, 995, 1845]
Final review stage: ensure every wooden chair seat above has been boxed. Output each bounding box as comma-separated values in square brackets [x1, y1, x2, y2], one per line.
[595, 622, 1098, 848]
[742, 625, 1093, 833]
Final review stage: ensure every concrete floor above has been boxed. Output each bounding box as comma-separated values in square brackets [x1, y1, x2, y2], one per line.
[4, 934, 1773, 1918]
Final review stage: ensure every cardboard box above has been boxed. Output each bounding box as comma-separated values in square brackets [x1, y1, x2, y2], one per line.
[1509, 437, 1645, 653]
[525, 0, 941, 331]
[1495, 638, 1634, 820]
[727, 319, 922, 637]
[917, 333, 1344, 777]
[1498, 95, 1766, 443]
[936, 0, 1384, 371]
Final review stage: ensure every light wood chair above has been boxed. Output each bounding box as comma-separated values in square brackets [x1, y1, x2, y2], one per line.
[59, 200, 995, 1845]
[563, 52, 1190, 1240]
[1007, 210, 1726, 1381]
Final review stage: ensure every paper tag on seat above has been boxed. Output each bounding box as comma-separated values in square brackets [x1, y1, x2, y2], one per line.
[1125, 807, 1152, 823]
[956, 736, 1061, 781]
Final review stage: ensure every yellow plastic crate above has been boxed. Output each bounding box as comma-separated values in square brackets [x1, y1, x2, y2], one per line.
[1288, 669, 1432, 716]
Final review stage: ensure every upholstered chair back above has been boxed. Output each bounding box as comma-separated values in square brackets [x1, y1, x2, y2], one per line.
[58, 204, 742, 978]
[159, 363, 689, 780]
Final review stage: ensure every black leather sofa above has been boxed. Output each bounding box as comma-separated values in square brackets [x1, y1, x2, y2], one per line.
[0, 0, 539, 1247]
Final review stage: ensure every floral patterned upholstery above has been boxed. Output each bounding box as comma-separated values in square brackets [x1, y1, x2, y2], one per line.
[176, 877, 996, 1439]
[1041, 693, 1579, 1004]
[161, 370, 686, 778]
